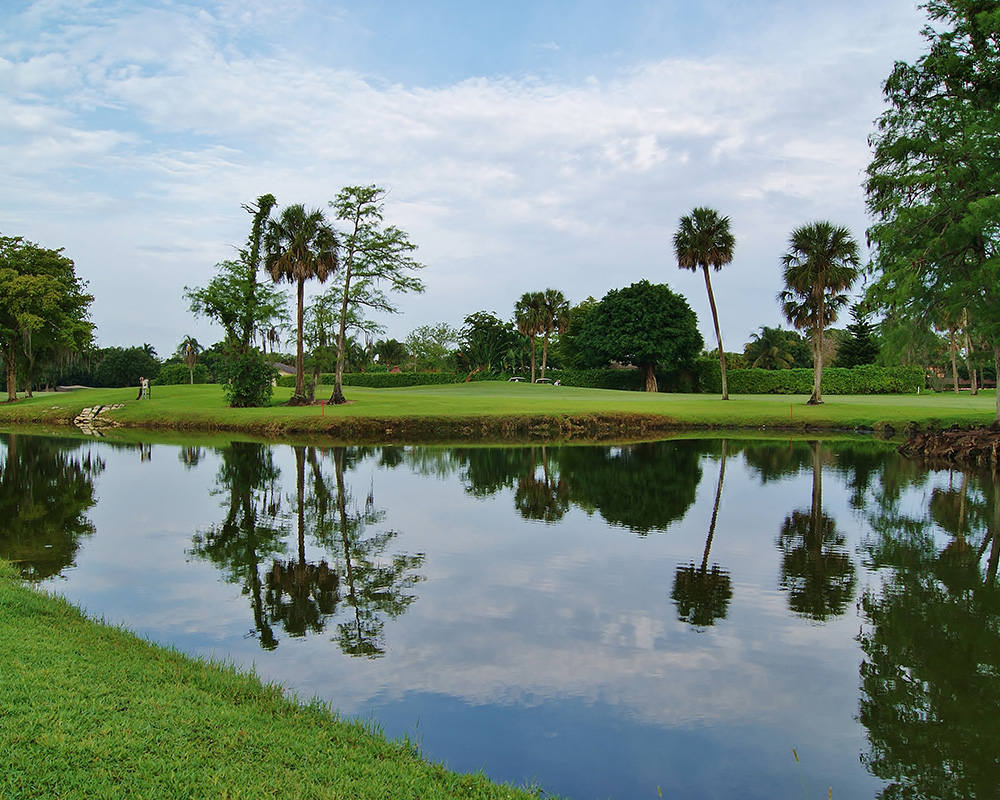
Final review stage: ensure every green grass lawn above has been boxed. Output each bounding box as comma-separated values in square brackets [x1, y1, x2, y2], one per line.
[0, 563, 545, 800]
[0, 383, 994, 440]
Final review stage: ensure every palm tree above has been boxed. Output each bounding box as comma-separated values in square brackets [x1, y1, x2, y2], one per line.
[264, 204, 339, 404]
[180, 335, 201, 384]
[778, 221, 860, 405]
[745, 326, 794, 370]
[674, 207, 736, 400]
[514, 291, 545, 382]
[538, 288, 569, 380]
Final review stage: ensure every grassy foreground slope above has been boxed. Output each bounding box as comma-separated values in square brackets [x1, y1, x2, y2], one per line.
[0, 564, 542, 800]
[0, 383, 995, 440]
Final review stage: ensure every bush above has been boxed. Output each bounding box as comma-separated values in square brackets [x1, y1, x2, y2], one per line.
[219, 352, 277, 407]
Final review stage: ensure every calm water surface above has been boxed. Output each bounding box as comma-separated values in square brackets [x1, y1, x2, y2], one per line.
[3, 432, 999, 799]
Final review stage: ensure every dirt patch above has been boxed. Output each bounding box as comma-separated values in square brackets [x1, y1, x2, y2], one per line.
[898, 427, 1000, 468]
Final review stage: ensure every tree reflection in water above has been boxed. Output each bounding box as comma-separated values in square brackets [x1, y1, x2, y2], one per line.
[672, 440, 732, 627]
[191, 443, 423, 657]
[775, 441, 857, 621]
[859, 463, 1000, 798]
[0, 433, 104, 581]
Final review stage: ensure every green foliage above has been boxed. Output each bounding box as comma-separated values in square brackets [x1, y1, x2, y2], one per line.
[456, 311, 521, 375]
[326, 185, 426, 404]
[835, 306, 880, 368]
[90, 346, 161, 388]
[404, 323, 459, 371]
[578, 280, 703, 392]
[219, 350, 277, 408]
[696, 363, 925, 395]
[155, 362, 212, 385]
[0, 234, 95, 398]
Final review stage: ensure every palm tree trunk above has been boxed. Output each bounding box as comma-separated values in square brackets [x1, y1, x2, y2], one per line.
[541, 332, 550, 380]
[530, 338, 536, 383]
[702, 267, 728, 400]
[295, 278, 306, 399]
[701, 441, 727, 571]
[810, 297, 824, 405]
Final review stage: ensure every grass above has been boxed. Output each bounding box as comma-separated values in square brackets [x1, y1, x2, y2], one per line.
[0, 382, 995, 442]
[0, 562, 546, 800]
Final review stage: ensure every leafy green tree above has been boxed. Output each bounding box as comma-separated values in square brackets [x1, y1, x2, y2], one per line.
[0, 235, 94, 399]
[552, 297, 599, 370]
[778, 221, 861, 404]
[456, 311, 520, 375]
[264, 204, 339, 404]
[326, 186, 425, 405]
[578, 280, 703, 392]
[865, 0, 1000, 422]
[834, 305, 880, 368]
[674, 207, 736, 399]
[404, 323, 458, 371]
[186, 196, 289, 407]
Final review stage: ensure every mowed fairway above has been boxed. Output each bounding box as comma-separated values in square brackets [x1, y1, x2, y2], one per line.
[0, 382, 995, 437]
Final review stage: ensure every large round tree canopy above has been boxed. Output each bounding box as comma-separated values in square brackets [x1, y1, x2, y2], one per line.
[580, 280, 703, 372]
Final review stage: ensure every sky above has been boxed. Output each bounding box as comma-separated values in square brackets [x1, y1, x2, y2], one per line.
[0, 0, 930, 359]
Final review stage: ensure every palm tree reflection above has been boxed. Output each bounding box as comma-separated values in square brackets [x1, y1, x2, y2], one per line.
[672, 440, 732, 627]
[776, 441, 856, 621]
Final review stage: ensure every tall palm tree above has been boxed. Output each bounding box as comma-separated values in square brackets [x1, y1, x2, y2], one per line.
[538, 288, 569, 380]
[674, 207, 736, 400]
[264, 204, 339, 404]
[778, 221, 860, 405]
[514, 291, 545, 382]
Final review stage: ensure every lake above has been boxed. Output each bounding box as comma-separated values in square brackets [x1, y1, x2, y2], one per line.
[3, 431, 998, 799]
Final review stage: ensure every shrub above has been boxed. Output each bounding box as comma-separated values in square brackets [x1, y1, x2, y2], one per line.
[219, 351, 277, 407]
[696, 363, 925, 395]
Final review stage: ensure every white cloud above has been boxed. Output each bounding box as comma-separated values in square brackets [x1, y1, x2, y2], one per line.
[0, 0, 928, 353]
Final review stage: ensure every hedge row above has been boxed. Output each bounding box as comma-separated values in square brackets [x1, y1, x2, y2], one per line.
[277, 364, 925, 394]
[695, 362, 925, 395]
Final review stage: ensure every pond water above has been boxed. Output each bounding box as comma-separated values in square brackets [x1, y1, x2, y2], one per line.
[3, 431, 999, 799]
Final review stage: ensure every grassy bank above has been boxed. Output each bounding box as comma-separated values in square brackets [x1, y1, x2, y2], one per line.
[0, 383, 995, 442]
[0, 563, 543, 800]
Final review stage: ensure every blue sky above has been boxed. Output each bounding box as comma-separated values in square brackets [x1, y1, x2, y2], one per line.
[1, 0, 928, 358]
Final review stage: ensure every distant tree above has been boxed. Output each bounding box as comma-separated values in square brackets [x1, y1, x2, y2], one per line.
[456, 311, 520, 375]
[264, 204, 339, 404]
[553, 297, 599, 370]
[744, 327, 796, 370]
[185, 195, 288, 407]
[514, 291, 545, 382]
[0, 235, 94, 399]
[93, 346, 161, 388]
[779, 221, 861, 404]
[537, 288, 569, 380]
[177, 336, 202, 384]
[404, 323, 458, 371]
[374, 338, 407, 368]
[674, 207, 736, 399]
[326, 186, 425, 405]
[578, 280, 703, 392]
[834, 305, 880, 368]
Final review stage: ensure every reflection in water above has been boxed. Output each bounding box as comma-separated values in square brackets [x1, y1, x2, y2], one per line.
[672, 440, 732, 627]
[859, 466, 1000, 799]
[190, 442, 424, 656]
[447, 440, 706, 534]
[11, 432, 1000, 797]
[0, 433, 104, 580]
[774, 441, 857, 621]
